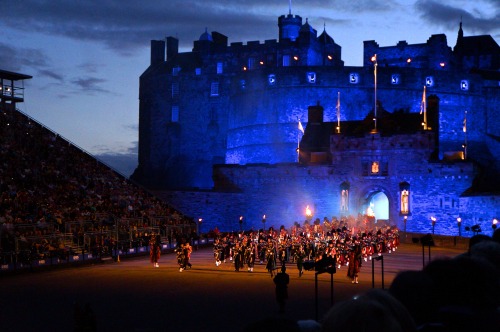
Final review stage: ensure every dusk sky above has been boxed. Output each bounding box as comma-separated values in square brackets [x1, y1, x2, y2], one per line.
[1, 0, 498, 176]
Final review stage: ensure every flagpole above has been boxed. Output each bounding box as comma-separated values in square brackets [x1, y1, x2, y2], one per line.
[297, 132, 300, 162]
[463, 111, 467, 160]
[297, 118, 304, 163]
[371, 54, 378, 133]
[423, 86, 427, 130]
[336, 91, 341, 134]
[420, 86, 428, 130]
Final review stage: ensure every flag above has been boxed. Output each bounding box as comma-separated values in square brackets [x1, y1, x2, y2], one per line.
[336, 92, 340, 118]
[420, 86, 426, 114]
[298, 120, 304, 134]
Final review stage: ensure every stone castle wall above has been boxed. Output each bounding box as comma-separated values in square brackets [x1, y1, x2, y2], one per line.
[157, 157, 495, 237]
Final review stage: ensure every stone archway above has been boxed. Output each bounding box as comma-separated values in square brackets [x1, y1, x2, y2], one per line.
[359, 189, 391, 225]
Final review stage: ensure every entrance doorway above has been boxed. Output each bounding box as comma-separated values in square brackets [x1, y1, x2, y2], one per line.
[364, 191, 389, 222]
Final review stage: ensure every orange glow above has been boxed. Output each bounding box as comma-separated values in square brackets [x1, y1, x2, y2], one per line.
[439, 62, 445, 67]
[407, 58, 412, 63]
[243, 66, 247, 71]
[259, 61, 264, 65]
[293, 56, 299, 61]
[371, 55, 377, 62]
[327, 55, 333, 60]
[305, 205, 312, 217]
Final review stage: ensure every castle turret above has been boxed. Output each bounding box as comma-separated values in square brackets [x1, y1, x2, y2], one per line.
[193, 28, 213, 53]
[278, 13, 302, 42]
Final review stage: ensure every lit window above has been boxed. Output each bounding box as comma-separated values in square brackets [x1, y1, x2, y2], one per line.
[327, 55, 333, 61]
[268, 74, 276, 85]
[406, 58, 412, 64]
[371, 161, 379, 174]
[341, 189, 349, 212]
[349, 73, 359, 84]
[171, 106, 179, 122]
[340, 182, 350, 213]
[425, 76, 434, 87]
[391, 74, 400, 85]
[307, 72, 316, 84]
[248, 58, 256, 70]
[460, 80, 469, 91]
[282, 55, 290, 67]
[210, 82, 219, 96]
[195, 68, 201, 75]
[259, 60, 264, 65]
[439, 62, 445, 67]
[401, 189, 409, 214]
[171, 82, 179, 98]
[293, 55, 299, 61]
[216, 62, 223, 74]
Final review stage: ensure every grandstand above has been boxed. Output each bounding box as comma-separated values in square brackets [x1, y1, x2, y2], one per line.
[0, 69, 196, 271]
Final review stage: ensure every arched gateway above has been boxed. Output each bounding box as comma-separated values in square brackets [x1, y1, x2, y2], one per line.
[358, 189, 392, 226]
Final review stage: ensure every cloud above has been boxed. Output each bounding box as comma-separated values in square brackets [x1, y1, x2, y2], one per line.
[0, 42, 50, 72]
[37, 69, 64, 81]
[415, 0, 500, 34]
[71, 76, 111, 94]
[0, 0, 401, 56]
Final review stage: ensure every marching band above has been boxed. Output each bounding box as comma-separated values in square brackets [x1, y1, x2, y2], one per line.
[210, 216, 400, 280]
[157, 215, 400, 282]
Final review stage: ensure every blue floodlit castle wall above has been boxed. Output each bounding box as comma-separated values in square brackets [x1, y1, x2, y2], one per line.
[132, 12, 500, 236]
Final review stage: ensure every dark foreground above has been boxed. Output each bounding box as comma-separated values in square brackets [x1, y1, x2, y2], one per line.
[0, 243, 463, 332]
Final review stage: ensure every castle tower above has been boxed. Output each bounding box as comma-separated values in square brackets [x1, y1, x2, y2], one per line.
[278, 7, 302, 42]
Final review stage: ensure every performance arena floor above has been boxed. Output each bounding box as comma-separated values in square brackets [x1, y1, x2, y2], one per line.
[0, 243, 464, 332]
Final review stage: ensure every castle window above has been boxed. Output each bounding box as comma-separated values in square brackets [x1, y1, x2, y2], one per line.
[195, 68, 201, 75]
[240, 80, 246, 90]
[340, 182, 350, 213]
[399, 182, 410, 214]
[268, 74, 276, 85]
[425, 76, 434, 87]
[171, 106, 179, 122]
[391, 74, 400, 85]
[381, 161, 389, 176]
[460, 80, 469, 91]
[401, 189, 409, 214]
[282, 55, 290, 67]
[248, 58, 256, 70]
[362, 161, 369, 176]
[307, 72, 316, 84]
[349, 73, 359, 84]
[371, 161, 379, 174]
[171, 82, 179, 98]
[210, 82, 219, 96]
[172, 67, 181, 76]
[216, 62, 223, 74]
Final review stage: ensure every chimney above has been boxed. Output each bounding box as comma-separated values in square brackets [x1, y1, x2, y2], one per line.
[150, 40, 165, 65]
[166, 36, 179, 61]
[308, 101, 324, 124]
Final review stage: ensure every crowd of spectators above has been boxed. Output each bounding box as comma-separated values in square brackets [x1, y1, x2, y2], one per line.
[0, 107, 195, 264]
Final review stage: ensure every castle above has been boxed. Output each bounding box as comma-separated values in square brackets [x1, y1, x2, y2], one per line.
[132, 10, 500, 236]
